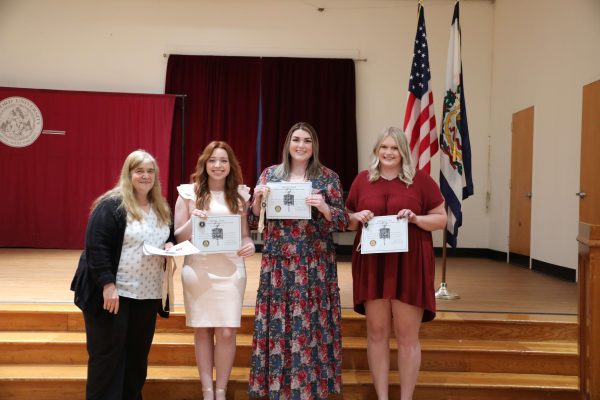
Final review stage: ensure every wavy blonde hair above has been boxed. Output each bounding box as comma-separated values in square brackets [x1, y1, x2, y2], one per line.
[191, 141, 245, 214]
[274, 122, 324, 181]
[92, 150, 171, 225]
[368, 126, 415, 186]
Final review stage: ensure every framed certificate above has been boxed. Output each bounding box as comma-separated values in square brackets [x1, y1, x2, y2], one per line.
[360, 215, 409, 254]
[265, 181, 312, 219]
[191, 215, 241, 253]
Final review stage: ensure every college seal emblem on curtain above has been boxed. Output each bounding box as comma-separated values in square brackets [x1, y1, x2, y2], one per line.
[0, 96, 43, 148]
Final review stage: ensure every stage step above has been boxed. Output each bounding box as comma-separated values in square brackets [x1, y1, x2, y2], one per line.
[0, 304, 579, 399]
[0, 331, 578, 375]
[0, 305, 578, 342]
[0, 365, 579, 400]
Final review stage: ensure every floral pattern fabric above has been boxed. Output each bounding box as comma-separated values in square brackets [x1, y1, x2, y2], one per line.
[248, 165, 348, 400]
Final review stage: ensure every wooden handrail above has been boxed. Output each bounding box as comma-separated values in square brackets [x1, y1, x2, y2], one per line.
[577, 223, 600, 400]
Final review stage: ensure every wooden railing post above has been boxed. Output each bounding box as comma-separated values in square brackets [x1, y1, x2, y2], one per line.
[578, 223, 600, 400]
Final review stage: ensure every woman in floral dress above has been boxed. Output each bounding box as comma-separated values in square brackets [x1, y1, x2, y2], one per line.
[248, 122, 348, 400]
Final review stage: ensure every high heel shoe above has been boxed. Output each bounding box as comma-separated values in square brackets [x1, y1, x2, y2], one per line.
[202, 387, 214, 400]
[215, 387, 226, 400]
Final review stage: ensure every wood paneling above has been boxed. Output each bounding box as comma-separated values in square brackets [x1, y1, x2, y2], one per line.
[577, 223, 600, 399]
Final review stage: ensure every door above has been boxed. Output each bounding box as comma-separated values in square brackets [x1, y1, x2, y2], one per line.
[579, 80, 600, 224]
[509, 106, 534, 266]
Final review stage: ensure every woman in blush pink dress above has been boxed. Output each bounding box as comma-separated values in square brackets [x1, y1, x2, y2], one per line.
[174, 141, 255, 400]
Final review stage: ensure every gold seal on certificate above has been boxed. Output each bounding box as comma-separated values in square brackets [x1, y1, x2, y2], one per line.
[360, 215, 409, 254]
[192, 215, 241, 253]
[265, 181, 312, 219]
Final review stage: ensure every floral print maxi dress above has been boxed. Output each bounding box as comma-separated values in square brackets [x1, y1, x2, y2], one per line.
[248, 165, 348, 400]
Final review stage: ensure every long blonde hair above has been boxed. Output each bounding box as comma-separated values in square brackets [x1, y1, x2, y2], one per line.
[91, 150, 172, 225]
[368, 127, 415, 186]
[274, 122, 324, 181]
[191, 141, 245, 214]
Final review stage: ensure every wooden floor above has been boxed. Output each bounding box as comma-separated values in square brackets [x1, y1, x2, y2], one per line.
[0, 248, 577, 316]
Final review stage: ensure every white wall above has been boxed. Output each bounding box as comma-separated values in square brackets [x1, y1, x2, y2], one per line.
[489, 0, 600, 270]
[0, 0, 493, 249]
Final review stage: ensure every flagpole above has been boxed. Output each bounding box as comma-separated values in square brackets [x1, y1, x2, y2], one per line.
[435, 205, 460, 300]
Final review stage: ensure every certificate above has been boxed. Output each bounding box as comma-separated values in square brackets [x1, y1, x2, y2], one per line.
[192, 215, 241, 253]
[360, 215, 409, 254]
[265, 181, 312, 219]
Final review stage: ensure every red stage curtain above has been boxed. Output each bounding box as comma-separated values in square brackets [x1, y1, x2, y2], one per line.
[165, 55, 261, 205]
[164, 55, 358, 196]
[260, 57, 358, 191]
[0, 87, 176, 249]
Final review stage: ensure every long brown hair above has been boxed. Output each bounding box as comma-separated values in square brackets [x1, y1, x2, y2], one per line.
[92, 150, 171, 225]
[274, 122, 324, 180]
[192, 141, 244, 214]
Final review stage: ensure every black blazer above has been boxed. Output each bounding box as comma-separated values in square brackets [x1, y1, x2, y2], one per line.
[70, 197, 175, 316]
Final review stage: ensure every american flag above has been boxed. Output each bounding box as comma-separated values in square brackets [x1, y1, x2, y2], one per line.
[403, 3, 438, 173]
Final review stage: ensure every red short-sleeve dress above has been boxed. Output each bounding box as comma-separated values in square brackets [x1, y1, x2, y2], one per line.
[345, 170, 444, 322]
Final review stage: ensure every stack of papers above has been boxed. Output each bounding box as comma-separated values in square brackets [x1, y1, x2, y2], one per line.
[142, 240, 201, 256]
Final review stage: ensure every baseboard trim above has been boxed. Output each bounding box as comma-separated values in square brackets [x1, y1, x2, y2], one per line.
[532, 258, 576, 282]
[272, 244, 577, 282]
[508, 252, 530, 268]
[433, 247, 507, 260]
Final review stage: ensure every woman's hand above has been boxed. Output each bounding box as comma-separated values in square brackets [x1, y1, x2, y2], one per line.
[103, 283, 119, 314]
[252, 185, 269, 201]
[402, 203, 447, 231]
[163, 242, 177, 271]
[351, 209, 374, 225]
[346, 209, 374, 230]
[251, 185, 269, 216]
[237, 241, 255, 257]
[306, 193, 330, 215]
[191, 209, 209, 219]
[397, 209, 418, 224]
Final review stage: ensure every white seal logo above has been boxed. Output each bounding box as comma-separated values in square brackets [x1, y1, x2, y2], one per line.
[0, 96, 43, 148]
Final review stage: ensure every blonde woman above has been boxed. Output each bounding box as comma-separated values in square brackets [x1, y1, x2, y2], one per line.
[71, 149, 175, 400]
[346, 127, 447, 400]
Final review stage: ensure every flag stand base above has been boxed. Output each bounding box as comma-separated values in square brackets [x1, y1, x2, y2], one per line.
[435, 282, 460, 300]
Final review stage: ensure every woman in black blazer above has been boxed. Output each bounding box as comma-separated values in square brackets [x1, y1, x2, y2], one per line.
[71, 149, 174, 400]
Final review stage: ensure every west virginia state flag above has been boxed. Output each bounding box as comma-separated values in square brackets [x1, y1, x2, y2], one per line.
[439, 0, 474, 247]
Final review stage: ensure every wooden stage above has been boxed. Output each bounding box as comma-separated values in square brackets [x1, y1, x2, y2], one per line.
[0, 248, 577, 316]
[0, 248, 581, 399]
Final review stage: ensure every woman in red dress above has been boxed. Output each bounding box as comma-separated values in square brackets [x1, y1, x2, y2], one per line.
[345, 127, 447, 400]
